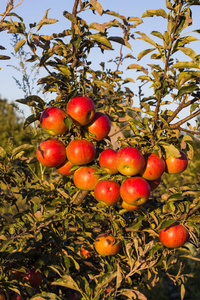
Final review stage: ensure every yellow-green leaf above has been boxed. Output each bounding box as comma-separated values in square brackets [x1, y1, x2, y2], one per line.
[142, 9, 167, 19]
[88, 34, 112, 49]
[14, 39, 26, 53]
[89, 22, 105, 33]
[127, 64, 148, 75]
[90, 0, 103, 16]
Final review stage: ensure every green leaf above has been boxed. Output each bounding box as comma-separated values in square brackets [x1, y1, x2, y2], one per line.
[31, 292, 60, 299]
[190, 102, 199, 113]
[88, 34, 113, 49]
[14, 39, 26, 53]
[104, 10, 126, 20]
[159, 219, 176, 231]
[151, 31, 164, 40]
[142, 9, 168, 19]
[52, 275, 81, 292]
[93, 80, 114, 90]
[0, 147, 6, 159]
[89, 22, 105, 33]
[24, 114, 40, 128]
[177, 46, 197, 60]
[109, 36, 132, 50]
[12, 144, 33, 157]
[37, 18, 58, 30]
[177, 84, 198, 97]
[94, 272, 117, 297]
[181, 284, 185, 300]
[63, 11, 77, 23]
[162, 144, 181, 158]
[0, 55, 10, 60]
[137, 48, 155, 61]
[64, 116, 73, 130]
[90, 0, 103, 16]
[173, 61, 199, 69]
[136, 32, 157, 47]
[71, 35, 82, 52]
[127, 64, 148, 75]
[123, 78, 135, 83]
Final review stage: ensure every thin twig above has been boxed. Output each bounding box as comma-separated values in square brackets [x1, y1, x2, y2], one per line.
[170, 109, 200, 129]
[177, 127, 200, 135]
[154, 2, 183, 124]
[167, 96, 198, 124]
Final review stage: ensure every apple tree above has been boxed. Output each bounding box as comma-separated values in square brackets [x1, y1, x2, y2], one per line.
[0, 0, 200, 299]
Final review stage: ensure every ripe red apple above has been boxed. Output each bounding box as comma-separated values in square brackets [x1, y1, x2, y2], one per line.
[120, 176, 151, 206]
[140, 153, 165, 180]
[94, 180, 120, 206]
[116, 146, 145, 176]
[24, 268, 42, 288]
[120, 201, 140, 211]
[99, 148, 118, 174]
[66, 139, 96, 165]
[86, 112, 111, 141]
[94, 233, 121, 256]
[11, 294, 24, 300]
[56, 159, 74, 176]
[0, 293, 5, 300]
[36, 138, 66, 168]
[40, 106, 68, 135]
[165, 150, 188, 174]
[159, 223, 189, 248]
[67, 95, 96, 126]
[81, 248, 91, 258]
[147, 176, 161, 191]
[73, 166, 100, 190]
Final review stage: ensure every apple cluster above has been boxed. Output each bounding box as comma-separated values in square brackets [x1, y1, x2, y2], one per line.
[36, 95, 189, 251]
[36, 95, 188, 211]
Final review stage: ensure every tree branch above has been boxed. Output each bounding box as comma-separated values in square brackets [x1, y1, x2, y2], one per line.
[0, 0, 24, 23]
[72, 0, 80, 16]
[167, 96, 199, 124]
[73, 190, 89, 206]
[170, 109, 200, 129]
[177, 126, 200, 135]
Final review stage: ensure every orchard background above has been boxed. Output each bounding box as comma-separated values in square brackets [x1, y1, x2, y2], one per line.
[0, 0, 200, 299]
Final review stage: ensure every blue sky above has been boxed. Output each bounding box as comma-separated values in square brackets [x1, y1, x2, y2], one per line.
[0, 0, 200, 127]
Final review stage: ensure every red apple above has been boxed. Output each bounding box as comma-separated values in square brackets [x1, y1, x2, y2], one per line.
[0, 293, 5, 300]
[116, 146, 145, 176]
[120, 176, 151, 206]
[159, 223, 189, 248]
[81, 248, 91, 258]
[36, 138, 66, 168]
[56, 159, 74, 176]
[67, 95, 96, 126]
[86, 112, 111, 141]
[66, 139, 96, 165]
[24, 268, 42, 288]
[40, 107, 68, 135]
[73, 166, 100, 190]
[140, 153, 165, 180]
[120, 201, 140, 211]
[147, 176, 161, 191]
[94, 233, 121, 256]
[94, 180, 120, 206]
[165, 150, 188, 174]
[99, 148, 118, 174]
